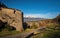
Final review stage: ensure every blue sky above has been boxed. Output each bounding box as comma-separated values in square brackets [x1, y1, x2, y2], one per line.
[0, 0, 60, 18]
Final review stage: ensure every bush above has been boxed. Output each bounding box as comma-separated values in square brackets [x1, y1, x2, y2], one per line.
[5, 25, 16, 31]
[30, 24, 38, 29]
[46, 23, 59, 29]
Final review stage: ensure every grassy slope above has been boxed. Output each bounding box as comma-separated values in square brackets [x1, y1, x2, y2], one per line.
[30, 29, 60, 38]
[0, 30, 21, 37]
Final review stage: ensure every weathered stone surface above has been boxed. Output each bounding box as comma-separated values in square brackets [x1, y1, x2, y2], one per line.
[0, 7, 23, 31]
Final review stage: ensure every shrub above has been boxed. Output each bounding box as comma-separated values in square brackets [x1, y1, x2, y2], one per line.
[5, 25, 16, 31]
[30, 24, 38, 29]
[46, 23, 59, 29]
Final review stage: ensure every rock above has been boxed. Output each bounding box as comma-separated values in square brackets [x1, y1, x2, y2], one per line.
[0, 2, 7, 8]
[53, 15, 60, 24]
[55, 15, 60, 23]
[0, 4, 23, 31]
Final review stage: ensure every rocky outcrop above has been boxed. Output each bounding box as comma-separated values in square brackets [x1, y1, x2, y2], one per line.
[53, 15, 60, 24]
[53, 15, 60, 23]
[0, 3, 23, 31]
[0, 2, 7, 8]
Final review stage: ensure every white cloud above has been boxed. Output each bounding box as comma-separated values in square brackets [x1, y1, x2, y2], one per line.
[24, 13, 49, 18]
[24, 12, 60, 19]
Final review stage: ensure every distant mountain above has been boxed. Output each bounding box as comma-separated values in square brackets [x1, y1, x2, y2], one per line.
[24, 17, 44, 22]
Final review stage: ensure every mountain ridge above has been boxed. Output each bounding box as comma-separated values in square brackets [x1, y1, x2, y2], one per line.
[24, 17, 44, 22]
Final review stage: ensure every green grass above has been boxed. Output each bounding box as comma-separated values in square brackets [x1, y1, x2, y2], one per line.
[0, 29, 21, 37]
[30, 22, 60, 38]
[0, 24, 23, 37]
[30, 29, 60, 38]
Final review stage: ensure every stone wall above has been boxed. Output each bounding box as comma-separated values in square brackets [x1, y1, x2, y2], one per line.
[0, 7, 23, 31]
